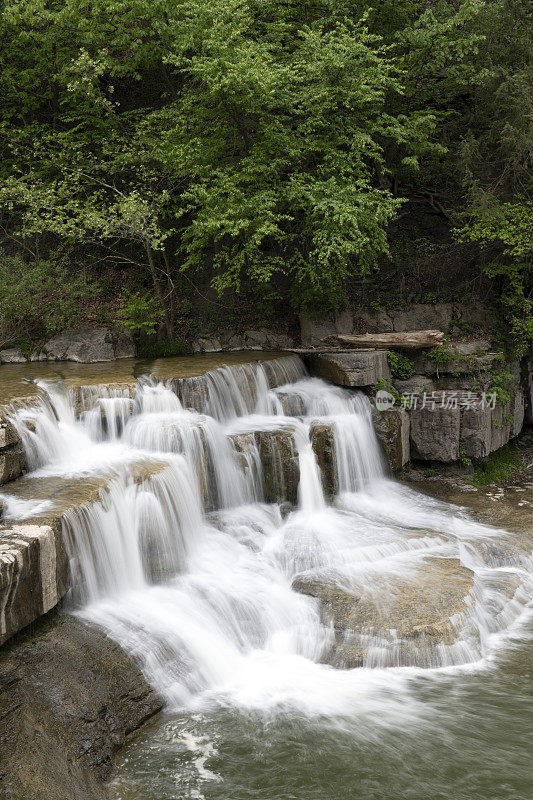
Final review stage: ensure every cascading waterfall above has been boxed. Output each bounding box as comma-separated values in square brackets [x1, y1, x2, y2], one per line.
[3, 355, 532, 712]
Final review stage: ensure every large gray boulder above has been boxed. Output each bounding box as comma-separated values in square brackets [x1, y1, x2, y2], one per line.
[43, 327, 135, 362]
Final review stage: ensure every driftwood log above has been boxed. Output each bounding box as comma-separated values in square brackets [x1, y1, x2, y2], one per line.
[322, 330, 444, 350]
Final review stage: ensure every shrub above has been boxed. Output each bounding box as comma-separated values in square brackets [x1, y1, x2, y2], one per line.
[0, 254, 97, 350]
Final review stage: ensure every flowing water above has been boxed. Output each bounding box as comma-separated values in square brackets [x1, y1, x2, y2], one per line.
[1, 355, 532, 799]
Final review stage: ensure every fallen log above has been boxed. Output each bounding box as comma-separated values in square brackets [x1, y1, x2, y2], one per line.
[322, 330, 444, 350]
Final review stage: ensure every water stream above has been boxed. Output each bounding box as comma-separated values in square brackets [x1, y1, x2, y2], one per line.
[2, 355, 532, 799]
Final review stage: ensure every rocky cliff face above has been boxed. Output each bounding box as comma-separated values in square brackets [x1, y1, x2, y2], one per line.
[0, 613, 162, 800]
[0, 328, 135, 364]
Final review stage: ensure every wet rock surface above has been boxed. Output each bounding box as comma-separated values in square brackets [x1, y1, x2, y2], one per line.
[0, 613, 162, 800]
[293, 557, 475, 668]
[310, 423, 338, 497]
[0, 415, 25, 486]
[372, 408, 410, 471]
[0, 463, 168, 644]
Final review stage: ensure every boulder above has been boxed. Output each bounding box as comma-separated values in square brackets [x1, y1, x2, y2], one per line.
[43, 327, 135, 362]
[372, 407, 410, 471]
[0, 614, 162, 800]
[307, 351, 390, 387]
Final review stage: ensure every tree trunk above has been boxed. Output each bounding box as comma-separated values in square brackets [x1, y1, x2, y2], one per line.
[323, 331, 444, 350]
[144, 239, 173, 339]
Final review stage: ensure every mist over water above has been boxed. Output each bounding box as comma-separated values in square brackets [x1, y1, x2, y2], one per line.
[3, 355, 532, 799]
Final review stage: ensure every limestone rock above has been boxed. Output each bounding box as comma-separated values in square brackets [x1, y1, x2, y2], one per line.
[461, 400, 492, 459]
[0, 418, 19, 449]
[43, 327, 135, 362]
[0, 614, 162, 800]
[0, 446, 25, 485]
[310, 423, 338, 497]
[0, 524, 68, 645]
[393, 375, 435, 395]
[292, 557, 474, 669]
[451, 340, 492, 355]
[413, 350, 501, 376]
[372, 407, 410, 471]
[512, 389, 525, 437]
[307, 351, 390, 387]
[391, 303, 454, 333]
[354, 309, 393, 334]
[0, 347, 26, 363]
[231, 428, 300, 504]
[256, 429, 299, 504]
[191, 337, 222, 353]
[410, 403, 461, 462]
[300, 311, 353, 347]
[525, 346, 533, 424]
[242, 329, 295, 350]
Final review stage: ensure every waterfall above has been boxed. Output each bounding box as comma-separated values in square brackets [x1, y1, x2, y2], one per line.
[4, 355, 532, 713]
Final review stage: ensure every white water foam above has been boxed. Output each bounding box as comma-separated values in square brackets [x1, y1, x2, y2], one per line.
[4, 355, 532, 719]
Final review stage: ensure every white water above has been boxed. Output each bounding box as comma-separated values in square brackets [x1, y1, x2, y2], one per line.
[4, 356, 532, 716]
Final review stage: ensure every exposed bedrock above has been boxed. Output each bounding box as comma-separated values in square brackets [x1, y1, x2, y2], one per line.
[306, 351, 390, 387]
[0, 327, 135, 364]
[292, 557, 476, 669]
[0, 464, 166, 646]
[0, 614, 162, 800]
[409, 389, 525, 462]
[0, 415, 26, 486]
[372, 408, 410, 471]
[300, 302, 494, 346]
[191, 327, 296, 353]
[309, 423, 338, 498]
[231, 429, 300, 504]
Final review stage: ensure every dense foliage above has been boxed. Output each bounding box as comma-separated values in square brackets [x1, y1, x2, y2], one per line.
[0, 0, 531, 347]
